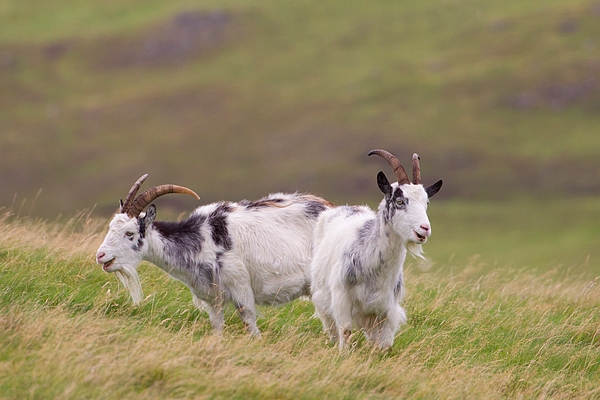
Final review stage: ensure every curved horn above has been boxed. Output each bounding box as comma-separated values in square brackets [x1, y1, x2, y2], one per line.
[128, 184, 200, 218]
[368, 149, 410, 185]
[412, 153, 421, 184]
[120, 174, 149, 214]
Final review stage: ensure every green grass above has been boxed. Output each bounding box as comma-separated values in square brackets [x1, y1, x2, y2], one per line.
[1, 2, 599, 395]
[1, 201, 599, 398]
[425, 196, 600, 273]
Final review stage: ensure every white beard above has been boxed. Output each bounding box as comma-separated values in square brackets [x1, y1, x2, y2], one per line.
[406, 241, 425, 261]
[114, 264, 143, 305]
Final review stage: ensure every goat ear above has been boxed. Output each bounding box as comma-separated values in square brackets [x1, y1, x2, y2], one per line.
[425, 180, 443, 198]
[144, 204, 157, 226]
[377, 171, 393, 197]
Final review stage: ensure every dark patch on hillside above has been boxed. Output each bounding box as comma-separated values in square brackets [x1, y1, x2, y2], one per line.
[429, 150, 600, 199]
[43, 42, 69, 61]
[507, 79, 599, 111]
[92, 10, 243, 69]
[0, 51, 17, 70]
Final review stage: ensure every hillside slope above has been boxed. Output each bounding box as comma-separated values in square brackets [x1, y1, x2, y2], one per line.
[1, 0, 600, 217]
[1, 213, 599, 398]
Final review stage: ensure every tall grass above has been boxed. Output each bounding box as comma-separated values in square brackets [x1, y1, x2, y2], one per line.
[1, 209, 599, 398]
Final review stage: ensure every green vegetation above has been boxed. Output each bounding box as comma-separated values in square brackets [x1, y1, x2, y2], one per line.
[1, 0, 599, 398]
[426, 196, 600, 273]
[1, 210, 599, 399]
[1, 0, 599, 215]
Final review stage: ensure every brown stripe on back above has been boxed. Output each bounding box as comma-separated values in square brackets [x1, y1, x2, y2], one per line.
[240, 198, 289, 209]
[298, 194, 336, 208]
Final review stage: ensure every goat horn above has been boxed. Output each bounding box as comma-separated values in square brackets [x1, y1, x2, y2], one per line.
[128, 184, 201, 218]
[412, 153, 421, 184]
[368, 149, 410, 185]
[120, 174, 149, 214]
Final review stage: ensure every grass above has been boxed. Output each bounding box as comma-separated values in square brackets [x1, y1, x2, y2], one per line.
[425, 196, 600, 273]
[1, 200, 599, 399]
[1, 1, 600, 396]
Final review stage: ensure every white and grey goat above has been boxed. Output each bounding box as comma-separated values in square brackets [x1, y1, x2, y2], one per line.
[96, 175, 334, 336]
[310, 149, 442, 350]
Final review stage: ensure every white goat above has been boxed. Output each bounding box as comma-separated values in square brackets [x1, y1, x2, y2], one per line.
[96, 175, 334, 336]
[310, 149, 442, 350]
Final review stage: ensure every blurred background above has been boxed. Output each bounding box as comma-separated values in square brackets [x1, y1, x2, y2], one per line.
[1, 0, 599, 270]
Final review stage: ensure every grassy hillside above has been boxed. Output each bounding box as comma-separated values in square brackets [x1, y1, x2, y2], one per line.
[1, 0, 600, 216]
[2, 2, 599, 396]
[1, 211, 599, 399]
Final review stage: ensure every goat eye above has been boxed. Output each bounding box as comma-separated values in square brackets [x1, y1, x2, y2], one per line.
[396, 199, 404, 206]
[125, 232, 134, 237]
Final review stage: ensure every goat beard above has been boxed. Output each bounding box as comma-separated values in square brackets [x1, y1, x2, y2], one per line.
[406, 241, 426, 261]
[113, 264, 143, 305]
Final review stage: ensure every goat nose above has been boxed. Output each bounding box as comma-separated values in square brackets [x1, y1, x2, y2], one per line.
[420, 224, 430, 233]
[97, 252, 105, 262]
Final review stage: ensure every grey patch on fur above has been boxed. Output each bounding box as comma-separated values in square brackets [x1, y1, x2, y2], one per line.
[383, 187, 408, 221]
[343, 206, 363, 218]
[343, 250, 360, 287]
[394, 276, 403, 296]
[138, 216, 147, 238]
[154, 214, 206, 265]
[215, 251, 224, 273]
[343, 219, 378, 287]
[195, 262, 215, 288]
[132, 237, 144, 252]
[208, 203, 233, 251]
[304, 200, 329, 219]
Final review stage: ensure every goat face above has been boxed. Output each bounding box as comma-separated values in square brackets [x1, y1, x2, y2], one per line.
[96, 206, 157, 304]
[377, 171, 442, 244]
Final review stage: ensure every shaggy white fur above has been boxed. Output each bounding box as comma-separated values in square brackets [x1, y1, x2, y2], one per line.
[97, 192, 333, 337]
[311, 154, 442, 350]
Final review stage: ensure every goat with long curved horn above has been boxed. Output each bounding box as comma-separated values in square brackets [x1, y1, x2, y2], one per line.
[96, 175, 335, 337]
[128, 184, 200, 218]
[367, 149, 410, 185]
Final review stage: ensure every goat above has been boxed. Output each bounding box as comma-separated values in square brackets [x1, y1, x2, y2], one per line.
[96, 174, 334, 336]
[310, 149, 442, 350]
